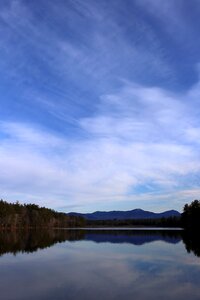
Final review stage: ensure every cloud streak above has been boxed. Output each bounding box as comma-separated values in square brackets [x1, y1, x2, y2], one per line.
[1, 1, 200, 211]
[1, 79, 200, 211]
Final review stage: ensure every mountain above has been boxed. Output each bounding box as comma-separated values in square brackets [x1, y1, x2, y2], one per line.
[68, 209, 180, 221]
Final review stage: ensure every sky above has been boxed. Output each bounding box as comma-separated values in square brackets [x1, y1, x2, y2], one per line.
[1, 0, 200, 213]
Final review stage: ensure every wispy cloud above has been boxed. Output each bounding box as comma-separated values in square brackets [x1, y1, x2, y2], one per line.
[1, 1, 200, 211]
[1, 79, 200, 211]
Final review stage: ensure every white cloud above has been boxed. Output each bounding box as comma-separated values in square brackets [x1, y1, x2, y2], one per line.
[0, 1, 200, 211]
[1, 79, 200, 211]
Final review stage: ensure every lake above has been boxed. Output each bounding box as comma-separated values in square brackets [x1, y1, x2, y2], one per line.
[0, 228, 199, 300]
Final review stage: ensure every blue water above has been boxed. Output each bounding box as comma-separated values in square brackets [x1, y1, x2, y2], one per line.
[0, 229, 199, 300]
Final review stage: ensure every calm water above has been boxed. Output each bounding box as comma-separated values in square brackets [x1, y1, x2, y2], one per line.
[0, 229, 200, 300]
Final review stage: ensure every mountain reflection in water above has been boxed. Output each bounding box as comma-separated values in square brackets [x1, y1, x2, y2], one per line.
[0, 228, 195, 256]
[0, 228, 200, 300]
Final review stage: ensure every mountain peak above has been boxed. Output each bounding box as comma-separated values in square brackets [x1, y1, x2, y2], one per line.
[69, 209, 180, 221]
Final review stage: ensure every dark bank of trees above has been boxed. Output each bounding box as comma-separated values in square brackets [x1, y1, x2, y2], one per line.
[87, 216, 181, 228]
[87, 200, 200, 229]
[0, 199, 85, 229]
[181, 200, 200, 230]
[180, 200, 200, 257]
[1, 198, 200, 230]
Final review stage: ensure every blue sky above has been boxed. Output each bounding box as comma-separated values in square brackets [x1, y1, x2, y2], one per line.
[1, 0, 200, 212]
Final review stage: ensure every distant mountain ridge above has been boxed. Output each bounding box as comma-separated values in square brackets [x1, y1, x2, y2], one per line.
[68, 209, 180, 221]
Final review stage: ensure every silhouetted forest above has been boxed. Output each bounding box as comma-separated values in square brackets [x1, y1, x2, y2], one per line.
[0, 199, 200, 258]
[0, 200, 85, 229]
[1, 199, 200, 230]
[86, 199, 200, 229]
[181, 199, 200, 229]
[180, 199, 200, 257]
[86, 216, 181, 227]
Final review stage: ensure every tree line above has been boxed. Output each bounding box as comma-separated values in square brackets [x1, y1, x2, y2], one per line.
[181, 199, 200, 230]
[0, 198, 200, 230]
[0, 199, 85, 229]
[86, 216, 181, 227]
[87, 200, 200, 229]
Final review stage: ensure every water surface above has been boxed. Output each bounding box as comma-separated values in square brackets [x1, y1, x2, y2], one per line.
[0, 229, 199, 300]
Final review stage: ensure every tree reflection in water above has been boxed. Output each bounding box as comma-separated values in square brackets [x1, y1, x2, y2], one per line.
[182, 231, 200, 258]
[0, 229, 184, 256]
[0, 229, 85, 256]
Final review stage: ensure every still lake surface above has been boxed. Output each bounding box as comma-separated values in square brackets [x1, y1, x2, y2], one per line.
[0, 228, 200, 300]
